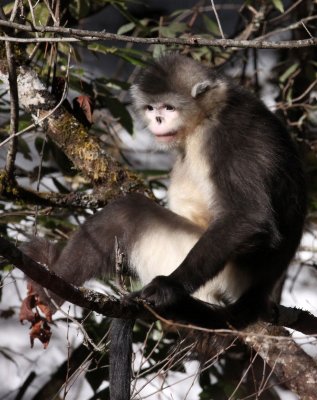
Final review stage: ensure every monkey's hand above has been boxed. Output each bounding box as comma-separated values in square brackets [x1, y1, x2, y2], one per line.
[128, 276, 234, 328]
[129, 275, 189, 316]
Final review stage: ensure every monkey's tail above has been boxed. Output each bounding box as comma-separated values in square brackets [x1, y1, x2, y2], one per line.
[19, 236, 62, 267]
[21, 238, 135, 399]
[110, 318, 135, 400]
[19, 237, 65, 310]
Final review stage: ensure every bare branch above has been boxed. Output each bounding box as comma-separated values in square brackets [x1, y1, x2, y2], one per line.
[245, 324, 317, 400]
[1, 5, 20, 180]
[257, 15, 317, 41]
[4, 40, 19, 180]
[8, 0, 21, 22]
[0, 176, 117, 208]
[0, 235, 141, 320]
[0, 19, 316, 48]
[0, 35, 91, 43]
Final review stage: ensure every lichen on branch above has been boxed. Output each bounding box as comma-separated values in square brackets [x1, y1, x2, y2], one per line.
[0, 62, 151, 203]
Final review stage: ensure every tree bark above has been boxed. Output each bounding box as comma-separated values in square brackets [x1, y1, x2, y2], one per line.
[0, 60, 151, 205]
[245, 323, 317, 400]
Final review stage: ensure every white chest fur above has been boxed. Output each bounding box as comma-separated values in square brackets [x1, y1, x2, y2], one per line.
[168, 127, 217, 229]
[130, 125, 247, 306]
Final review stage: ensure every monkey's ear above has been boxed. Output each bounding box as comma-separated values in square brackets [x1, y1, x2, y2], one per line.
[191, 80, 213, 98]
[130, 84, 139, 100]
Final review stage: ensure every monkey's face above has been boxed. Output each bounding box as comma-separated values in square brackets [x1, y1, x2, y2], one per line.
[144, 103, 183, 144]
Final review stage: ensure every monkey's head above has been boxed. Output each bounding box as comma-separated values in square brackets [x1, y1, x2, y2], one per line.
[130, 54, 226, 147]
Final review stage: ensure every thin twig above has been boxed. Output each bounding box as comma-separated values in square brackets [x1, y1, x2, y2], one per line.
[291, 79, 317, 103]
[228, 351, 259, 400]
[43, 0, 59, 26]
[63, 308, 72, 400]
[0, 50, 71, 149]
[9, 0, 21, 22]
[54, 0, 60, 26]
[301, 20, 313, 39]
[4, 41, 19, 179]
[27, 0, 38, 33]
[33, 133, 47, 235]
[210, 0, 225, 39]
[268, 0, 303, 24]
[257, 350, 283, 398]
[47, 290, 104, 352]
[256, 15, 317, 41]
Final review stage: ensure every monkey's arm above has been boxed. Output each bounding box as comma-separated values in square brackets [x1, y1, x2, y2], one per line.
[173, 211, 275, 291]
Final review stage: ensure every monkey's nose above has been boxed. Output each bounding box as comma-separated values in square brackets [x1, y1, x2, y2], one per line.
[156, 116, 162, 124]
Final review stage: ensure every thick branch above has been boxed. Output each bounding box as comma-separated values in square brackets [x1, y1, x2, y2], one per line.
[0, 19, 316, 49]
[245, 324, 317, 400]
[0, 171, 114, 208]
[0, 64, 151, 203]
[1, 236, 317, 397]
[0, 236, 141, 319]
[0, 237, 317, 334]
[1, 234, 317, 337]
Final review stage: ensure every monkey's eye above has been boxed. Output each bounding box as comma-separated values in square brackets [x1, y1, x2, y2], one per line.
[164, 104, 175, 111]
[146, 105, 154, 111]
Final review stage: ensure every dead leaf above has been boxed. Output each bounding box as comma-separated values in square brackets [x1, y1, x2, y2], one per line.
[73, 95, 94, 127]
[20, 282, 53, 348]
[29, 315, 52, 349]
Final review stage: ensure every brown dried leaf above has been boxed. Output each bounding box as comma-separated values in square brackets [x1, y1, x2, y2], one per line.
[19, 294, 37, 323]
[29, 316, 52, 349]
[73, 95, 94, 127]
[37, 302, 53, 322]
[20, 282, 53, 348]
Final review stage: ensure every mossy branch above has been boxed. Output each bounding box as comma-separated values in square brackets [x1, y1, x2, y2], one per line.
[0, 62, 152, 206]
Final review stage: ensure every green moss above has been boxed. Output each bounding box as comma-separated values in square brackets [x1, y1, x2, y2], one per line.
[0, 170, 21, 200]
[0, 43, 6, 62]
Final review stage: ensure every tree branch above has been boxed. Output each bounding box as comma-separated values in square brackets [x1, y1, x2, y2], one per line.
[1, 236, 317, 398]
[4, 40, 19, 180]
[0, 236, 141, 320]
[0, 172, 115, 208]
[245, 324, 317, 400]
[1, 234, 317, 337]
[0, 19, 316, 48]
[0, 63, 151, 203]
